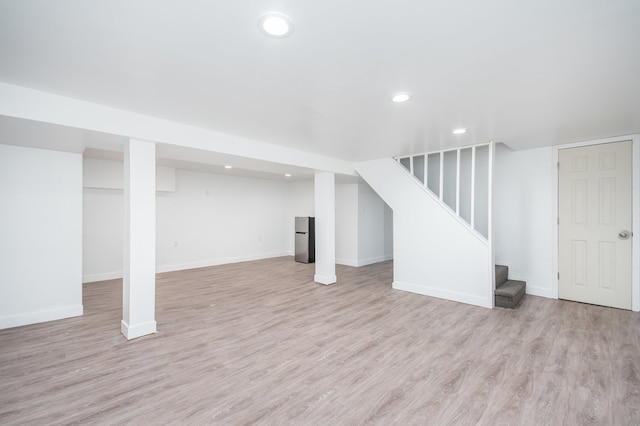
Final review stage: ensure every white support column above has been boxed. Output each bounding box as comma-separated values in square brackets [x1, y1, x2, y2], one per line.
[488, 141, 495, 306]
[314, 171, 337, 285]
[122, 138, 157, 340]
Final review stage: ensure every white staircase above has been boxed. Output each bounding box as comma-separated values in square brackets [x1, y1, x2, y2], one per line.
[355, 142, 495, 308]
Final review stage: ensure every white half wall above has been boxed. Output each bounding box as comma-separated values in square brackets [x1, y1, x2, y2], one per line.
[494, 144, 555, 298]
[357, 158, 492, 308]
[0, 145, 83, 329]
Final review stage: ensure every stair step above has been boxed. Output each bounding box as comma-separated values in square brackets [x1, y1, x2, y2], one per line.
[495, 265, 509, 288]
[495, 280, 526, 309]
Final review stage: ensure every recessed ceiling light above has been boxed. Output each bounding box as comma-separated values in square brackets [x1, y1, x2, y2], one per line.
[224, 165, 233, 169]
[259, 12, 293, 38]
[452, 128, 467, 135]
[391, 93, 411, 103]
[284, 173, 292, 177]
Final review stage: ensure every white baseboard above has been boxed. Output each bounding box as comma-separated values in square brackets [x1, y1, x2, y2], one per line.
[86, 253, 393, 282]
[121, 320, 157, 340]
[393, 281, 492, 308]
[83, 271, 122, 283]
[336, 255, 394, 267]
[155, 252, 291, 273]
[335, 258, 358, 267]
[83, 252, 292, 282]
[525, 285, 556, 299]
[0, 304, 83, 330]
[357, 255, 394, 266]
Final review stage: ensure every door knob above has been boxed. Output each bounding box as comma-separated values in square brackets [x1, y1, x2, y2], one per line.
[618, 230, 631, 240]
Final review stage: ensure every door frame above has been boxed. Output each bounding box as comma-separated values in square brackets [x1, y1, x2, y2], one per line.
[552, 134, 640, 312]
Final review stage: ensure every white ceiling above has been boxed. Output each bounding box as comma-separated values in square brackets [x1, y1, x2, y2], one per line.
[1, 0, 639, 166]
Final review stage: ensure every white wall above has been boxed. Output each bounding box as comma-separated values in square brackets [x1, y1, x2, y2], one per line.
[335, 184, 359, 265]
[84, 163, 393, 281]
[82, 157, 178, 281]
[156, 170, 290, 272]
[0, 145, 83, 329]
[358, 183, 393, 265]
[83, 188, 123, 281]
[83, 163, 294, 281]
[83, 158, 176, 192]
[287, 179, 315, 254]
[494, 144, 555, 297]
[335, 182, 393, 267]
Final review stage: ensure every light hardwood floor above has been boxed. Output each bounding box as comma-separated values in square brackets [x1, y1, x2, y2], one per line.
[1, 257, 639, 425]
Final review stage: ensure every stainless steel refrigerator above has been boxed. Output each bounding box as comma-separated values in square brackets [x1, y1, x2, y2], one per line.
[295, 216, 315, 263]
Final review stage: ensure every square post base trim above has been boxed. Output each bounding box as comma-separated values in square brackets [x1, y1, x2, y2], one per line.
[314, 274, 337, 285]
[121, 320, 157, 340]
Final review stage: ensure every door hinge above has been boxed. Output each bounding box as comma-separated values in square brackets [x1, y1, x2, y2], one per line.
[557, 272, 560, 280]
[557, 162, 560, 170]
[557, 217, 560, 225]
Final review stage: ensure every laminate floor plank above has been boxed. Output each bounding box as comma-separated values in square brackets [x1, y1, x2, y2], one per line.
[1, 257, 639, 425]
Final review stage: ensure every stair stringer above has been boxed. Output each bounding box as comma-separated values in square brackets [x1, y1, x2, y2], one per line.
[356, 157, 492, 308]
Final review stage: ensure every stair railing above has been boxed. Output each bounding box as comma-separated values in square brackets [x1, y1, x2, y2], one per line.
[395, 141, 493, 242]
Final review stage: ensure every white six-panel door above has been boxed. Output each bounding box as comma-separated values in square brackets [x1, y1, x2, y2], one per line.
[558, 140, 633, 309]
